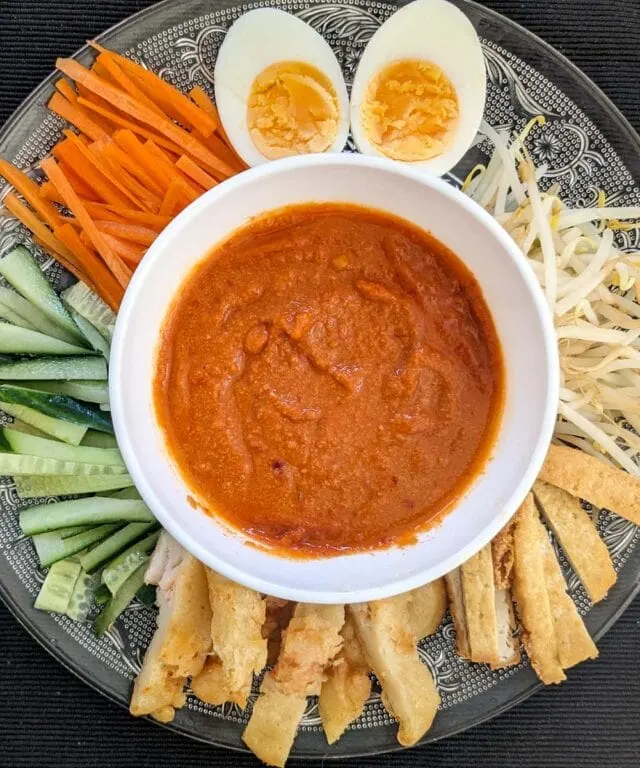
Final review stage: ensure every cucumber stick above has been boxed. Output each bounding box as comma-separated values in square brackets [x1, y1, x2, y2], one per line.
[71, 311, 110, 358]
[0, 453, 126, 476]
[95, 583, 110, 605]
[0, 358, 107, 381]
[26, 379, 110, 403]
[66, 569, 100, 621]
[62, 282, 115, 342]
[0, 385, 113, 433]
[102, 487, 141, 500]
[0, 323, 90, 355]
[0, 247, 84, 342]
[0, 285, 84, 345]
[34, 559, 82, 613]
[94, 561, 147, 635]
[15, 472, 134, 498]
[80, 521, 156, 573]
[20, 497, 154, 535]
[2, 428, 124, 466]
[136, 583, 156, 607]
[82, 430, 118, 449]
[102, 529, 159, 595]
[33, 524, 120, 567]
[0, 301, 38, 330]
[0, 401, 87, 444]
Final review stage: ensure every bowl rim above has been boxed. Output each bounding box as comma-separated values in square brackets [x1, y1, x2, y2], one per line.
[110, 152, 559, 603]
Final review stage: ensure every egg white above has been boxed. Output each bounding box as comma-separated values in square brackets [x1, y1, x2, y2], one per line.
[214, 9, 350, 167]
[350, 0, 486, 176]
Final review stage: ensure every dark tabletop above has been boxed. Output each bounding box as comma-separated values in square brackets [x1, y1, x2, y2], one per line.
[1, 1, 639, 766]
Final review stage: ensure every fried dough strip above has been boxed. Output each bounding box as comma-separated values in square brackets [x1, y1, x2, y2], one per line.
[444, 568, 470, 659]
[461, 544, 500, 665]
[406, 577, 447, 639]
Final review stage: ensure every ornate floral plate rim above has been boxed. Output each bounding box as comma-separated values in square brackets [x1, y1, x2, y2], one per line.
[0, 0, 639, 759]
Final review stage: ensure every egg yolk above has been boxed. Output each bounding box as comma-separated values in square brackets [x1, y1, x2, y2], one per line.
[361, 59, 459, 162]
[247, 61, 340, 160]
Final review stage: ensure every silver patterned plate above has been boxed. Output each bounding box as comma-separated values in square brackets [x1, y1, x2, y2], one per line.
[0, 0, 639, 758]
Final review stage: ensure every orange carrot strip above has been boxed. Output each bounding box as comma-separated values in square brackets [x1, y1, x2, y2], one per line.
[0, 158, 63, 230]
[56, 160, 102, 202]
[54, 223, 123, 309]
[57, 59, 234, 178]
[176, 155, 217, 191]
[2, 192, 74, 262]
[99, 231, 146, 262]
[100, 141, 164, 196]
[144, 141, 201, 200]
[96, 221, 157, 247]
[53, 140, 131, 206]
[78, 96, 184, 155]
[89, 139, 161, 212]
[55, 78, 79, 104]
[188, 86, 246, 170]
[64, 130, 148, 211]
[83, 203, 171, 230]
[89, 43, 218, 136]
[189, 85, 218, 120]
[39, 181, 65, 205]
[111, 131, 171, 194]
[95, 53, 165, 116]
[41, 157, 132, 288]
[159, 179, 186, 216]
[48, 92, 109, 142]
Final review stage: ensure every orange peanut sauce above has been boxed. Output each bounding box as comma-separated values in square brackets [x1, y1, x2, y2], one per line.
[154, 203, 504, 556]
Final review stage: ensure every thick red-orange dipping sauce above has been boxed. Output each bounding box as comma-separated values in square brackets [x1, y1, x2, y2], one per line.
[155, 204, 504, 556]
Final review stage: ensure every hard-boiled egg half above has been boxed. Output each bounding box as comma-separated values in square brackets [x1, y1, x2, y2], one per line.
[214, 9, 350, 167]
[350, 0, 486, 176]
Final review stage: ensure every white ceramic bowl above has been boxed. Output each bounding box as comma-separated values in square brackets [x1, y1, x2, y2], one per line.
[110, 153, 558, 604]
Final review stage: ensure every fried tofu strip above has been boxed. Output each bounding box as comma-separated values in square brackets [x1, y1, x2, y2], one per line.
[461, 544, 500, 665]
[130, 550, 212, 721]
[406, 577, 448, 639]
[492, 586, 520, 670]
[539, 443, 640, 525]
[512, 494, 566, 685]
[444, 569, 470, 659]
[191, 569, 267, 708]
[243, 604, 344, 767]
[534, 481, 616, 603]
[319, 613, 371, 745]
[492, 521, 515, 589]
[540, 528, 598, 669]
[350, 597, 440, 747]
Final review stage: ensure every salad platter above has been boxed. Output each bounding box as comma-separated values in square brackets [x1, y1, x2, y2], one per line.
[0, 0, 639, 761]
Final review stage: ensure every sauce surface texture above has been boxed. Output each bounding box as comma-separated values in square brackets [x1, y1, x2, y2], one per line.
[155, 203, 504, 555]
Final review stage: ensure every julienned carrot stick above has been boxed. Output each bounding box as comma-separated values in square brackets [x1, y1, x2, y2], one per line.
[189, 86, 246, 170]
[84, 203, 171, 230]
[55, 79, 79, 105]
[89, 42, 218, 137]
[41, 157, 132, 289]
[54, 140, 131, 207]
[48, 92, 110, 142]
[3, 192, 73, 263]
[95, 53, 165, 116]
[56, 59, 234, 178]
[77, 96, 184, 155]
[54, 223, 124, 310]
[111, 131, 171, 194]
[159, 179, 186, 216]
[144, 141, 201, 200]
[57, 160, 102, 202]
[176, 155, 217, 191]
[0, 158, 62, 230]
[96, 221, 157, 247]
[64, 130, 149, 212]
[89, 139, 161, 212]
[189, 85, 218, 120]
[39, 181, 65, 205]
[101, 141, 164, 196]
[99, 232, 146, 270]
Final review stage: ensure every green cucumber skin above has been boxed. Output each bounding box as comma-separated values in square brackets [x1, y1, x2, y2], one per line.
[0, 358, 107, 381]
[66, 570, 100, 621]
[79, 522, 156, 573]
[81, 430, 118, 449]
[94, 561, 147, 635]
[34, 559, 82, 613]
[0, 247, 84, 341]
[0, 384, 114, 433]
[18, 379, 110, 403]
[14, 472, 134, 498]
[102, 529, 160, 594]
[71, 312, 111, 358]
[2, 428, 124, 466]
[0, 453, 127, 477]
[20, 497, 154, 535]
[0, 301, 38, 330]
[33, 524, 120, 568]
[0, 401, 87, 445]
[0, 323, 90, 355]
[0, 285, 84, 346]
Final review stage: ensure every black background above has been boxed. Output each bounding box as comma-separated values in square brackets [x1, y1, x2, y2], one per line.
[1, 2, 639, 766]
